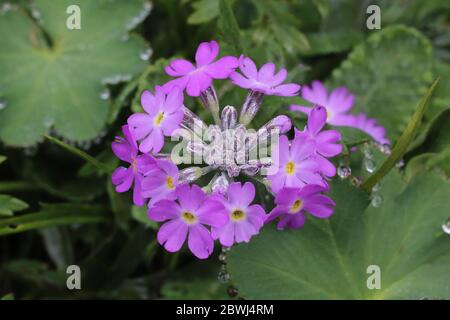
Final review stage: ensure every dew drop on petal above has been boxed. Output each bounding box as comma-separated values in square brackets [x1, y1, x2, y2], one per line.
[371, 194, 383, 208]
[442, 221, 450, 235]
[351, 176, 362, 187]
[221, 246, 231, 253]
[379, 144, 391, 155]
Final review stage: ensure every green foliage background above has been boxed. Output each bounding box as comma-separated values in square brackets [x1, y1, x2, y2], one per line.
[0, 0, 449, 300]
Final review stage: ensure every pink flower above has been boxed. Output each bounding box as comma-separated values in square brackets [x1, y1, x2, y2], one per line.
[111, 125, 156, 206]
[268, 135, 324, 193]
[295, 106, 342, 177]
[148, 184, 228, 259]
[349, 113, 391, 145]
[163, 40, 238, 97]
[230, 56, 301, 96]
[266, 185, 335, 230]
[141, 159, 179, 207]
[127, 86, 184, 154]
[290, 80, 355, 126]
[211, 182, 266, 247]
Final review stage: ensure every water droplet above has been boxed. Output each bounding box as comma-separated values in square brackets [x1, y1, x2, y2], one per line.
[222, 246, 231, 253]
[120, 33, 129, 42]
[396, 159, 405, 169]
[0, 98, 7, 110]
[31, 7, 41, 20]
[371, 194, 383, 208]
[364, 159, 376, 173]
[218, 271, 230, 283]
[442, 221, 450, 234]
[337, 166, 352, 179]
[139, 48, 152, 61]
[218, 253, 227, 262]
[100, 89, 110, 100]
[363, 145, 373, 159]
[227, 286, 239, 298]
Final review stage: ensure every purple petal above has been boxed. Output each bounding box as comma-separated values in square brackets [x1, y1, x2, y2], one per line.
[127, 113, 153, 140]
[270, 68, 287, 86]
[162, 109, 184, 136]
[162, 76, 190, 94]
[257, 62, 276, 83]
[328, 87, 354, 112]
[157, 219, 188, 253]
[133, 174, 145, 206]
[195, 40, 219, 67]
[308, 106, 327, 136]
[302, 80, 327, 106]
[149, 199, 181, 222]
[113, 167, 134, 192]
[176, 184, 206, 212]
[165, 59, 195, 76]
[274, 188, 299, 205]
[188, 224, 214, 259]
[139, 129, 164, 154]
[229, 71, 254, 89]
[186, 72, 212, 97]
[273, 83, 301, 96]
[196, 199, 228, 227]
[239, 56, 258, 79]
[212, 222, 235, 247]
[289, 105, 312, 115]
[112, 138, 133, 163]
[206, 56, 239, 79]
[140, 90, 157, 115]
[164, 87, 184, 113]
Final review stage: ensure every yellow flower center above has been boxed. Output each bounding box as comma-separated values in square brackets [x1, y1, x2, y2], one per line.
[181, 211, 197, 224]
[166, 176, 175, 190]
[326, 109, 332, 120]
[154, 112, 165, 126]
[290, 199, 303, 213]
[231, 209, 246, 222]
[285, 161, 295, 175]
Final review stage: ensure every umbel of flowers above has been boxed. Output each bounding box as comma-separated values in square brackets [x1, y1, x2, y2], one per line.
[111, 40, 389, 259]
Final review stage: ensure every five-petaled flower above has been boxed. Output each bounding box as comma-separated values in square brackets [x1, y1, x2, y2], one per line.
[267, 135, 324, 193]
[163, 40, 238, 97]
[211, 182, 266, 247]
[148, 184, 228, 259]
[230, 56, 301, 96]
[128, 86, 184, 154]
[266, 185, 335, 230]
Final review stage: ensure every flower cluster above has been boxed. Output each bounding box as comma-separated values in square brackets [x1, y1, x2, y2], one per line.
[111, 40, 388, 259]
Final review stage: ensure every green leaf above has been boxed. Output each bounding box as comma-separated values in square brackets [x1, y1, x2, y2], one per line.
[0, 195, 28, 217]
[228, 172, 450, 299]
[362, 79, 439, 192]
[0, 0, 151, 146]
[39, 227, 74, 270]
[0, 155, 6, 165]
[45, 135, 113, 174]
[218, 0, 245, 55]
[328, 25, 434, 140]
[131, 205, 158, 229]
[0, 203, 109, 236]
[337, 126, 371, 147]
[188, 0, 219, 24]
[1, 293, 14, 300]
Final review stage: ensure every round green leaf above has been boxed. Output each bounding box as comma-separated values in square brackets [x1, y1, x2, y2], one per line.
[228, 172, 450, 299]
[0, 0, 151, 146]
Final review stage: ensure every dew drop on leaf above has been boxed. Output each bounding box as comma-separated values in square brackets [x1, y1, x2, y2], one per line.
[371, 194, 383, 208]
[442, 221, 450, 235]
[0, 98, 7, 110]
[100, 89, 110, 100]
[364, 159, 376, 173]
[139, 48, 152, 61]
[337, 166, 352, 179]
